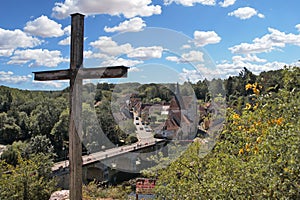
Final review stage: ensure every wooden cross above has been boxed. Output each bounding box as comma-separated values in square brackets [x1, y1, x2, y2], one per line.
[33, 13, 128, 200]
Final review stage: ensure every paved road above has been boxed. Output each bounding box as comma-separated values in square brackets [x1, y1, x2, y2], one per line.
[133, 112, 154, 143]
[52, 138, 163, 172]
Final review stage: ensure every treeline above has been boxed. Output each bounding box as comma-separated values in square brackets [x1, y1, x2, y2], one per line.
[0, 67, 297, 161]
[0, 82, 135, 163]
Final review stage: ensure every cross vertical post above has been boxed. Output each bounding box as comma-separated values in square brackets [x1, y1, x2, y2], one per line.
[69, 13, 84, 200]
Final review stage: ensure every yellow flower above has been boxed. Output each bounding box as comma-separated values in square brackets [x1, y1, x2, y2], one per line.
[233, 113, 240, 119]
[256, 136, 262, 143]
[253, 88, 260, 95]
[239, 148, 244, 155]
[245, 143, 251, 152]
[245, 83, 253, 90]
[238, 126, 243, 130]
[275, 117, 284, 125]
[253, 121, 261, 127]
[245, 103, 251, 109]
[254, 145, 259, 154]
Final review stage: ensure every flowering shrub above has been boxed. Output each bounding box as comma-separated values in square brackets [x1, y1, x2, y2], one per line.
[155, 67, 300, 199]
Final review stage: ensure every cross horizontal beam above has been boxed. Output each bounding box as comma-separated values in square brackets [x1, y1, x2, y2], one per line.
[33, 66, 129, 81]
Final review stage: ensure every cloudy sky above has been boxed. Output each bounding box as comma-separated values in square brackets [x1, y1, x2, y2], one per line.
[0, 0, 299, 90]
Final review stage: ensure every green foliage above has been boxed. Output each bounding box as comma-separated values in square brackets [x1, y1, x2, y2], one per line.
[1, 135, 55, 166]
[0, 87, 12, 112]
[83, 181, 129, 199]
[26, 135, 55, 158]
[50, 108, 69, 160]
[94, 88, 102, 102]
[0, 141, 27, 166]
[95, 99, 121, 145]
[96, 82, 111, 91]
[0, 154, 56, 200]
[155, 67, 300, 199]
[126, 134, 138, 144]
[193, 79, 209, 100]
[0, 112, 21, 144]
[29, 97, 67, 137]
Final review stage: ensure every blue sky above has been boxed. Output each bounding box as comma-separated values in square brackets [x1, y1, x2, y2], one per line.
[0, 0, 299, 90]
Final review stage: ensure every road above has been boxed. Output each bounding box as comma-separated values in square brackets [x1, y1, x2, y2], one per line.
[133, 112, 155, 143]
[52, 138, 163, 172]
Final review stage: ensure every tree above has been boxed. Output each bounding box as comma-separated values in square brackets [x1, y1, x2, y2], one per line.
[50, 108, 69, 160]
[94, 88, 102, 102]
[29, 97, 67, 137]
[1, 141, 27, 166]
[0, 112, 21, 144]
[0, 154, 56, 200]
[95, 99, 120, 144]
[193, 80, 209, 100]
[26, 135, 55, 158]
[0, 87, 12, 112]
[97, 82, 110, 91]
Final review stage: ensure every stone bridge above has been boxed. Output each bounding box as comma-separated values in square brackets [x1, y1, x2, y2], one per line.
[53, 139, 167, 188]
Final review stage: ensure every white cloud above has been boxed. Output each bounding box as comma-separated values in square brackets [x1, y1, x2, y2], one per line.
[166, 56, 181, 62]
[295, 24, 300, 32]
[52, 0, 161, 19]
[89, 37, 185, 62]
[57, 25, 76, 45]
[48, 25, 71, 46]
[257, 13, 265, 19]
[182, 50, 204, 62]
[164, 0, 216, 6]
[0, 71, 32, 84]
[0, 28, 41, 57]
[196, 64, 219, 79]
[8, 49, 68, 67]
[128, 67, 141, 72]
[229, 27, 300, 54]
[0, 49, 14, 57]
[127, 46, 164, 60]
[32, 80, 67, 89]
[228, 7, 264, 20]
[216, 60, 287, 77]
[232, 54, 267, 63]
[63, 25, 71, 35]
[90, 36, 133, 56]
[58, 36, 71, 45]
[24, 15, 65, 38]
[83, 50, 93, 59]
[219, 0, 236, 7]
[181, 44, 191, 49]
[166, 50, 204, 63]
[104, 17, 146, 33]
[84, 49, 111, 60]
[179, 68, 203, 83]
[101, 57, 143, 67]
[193, 30, 221, 47]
